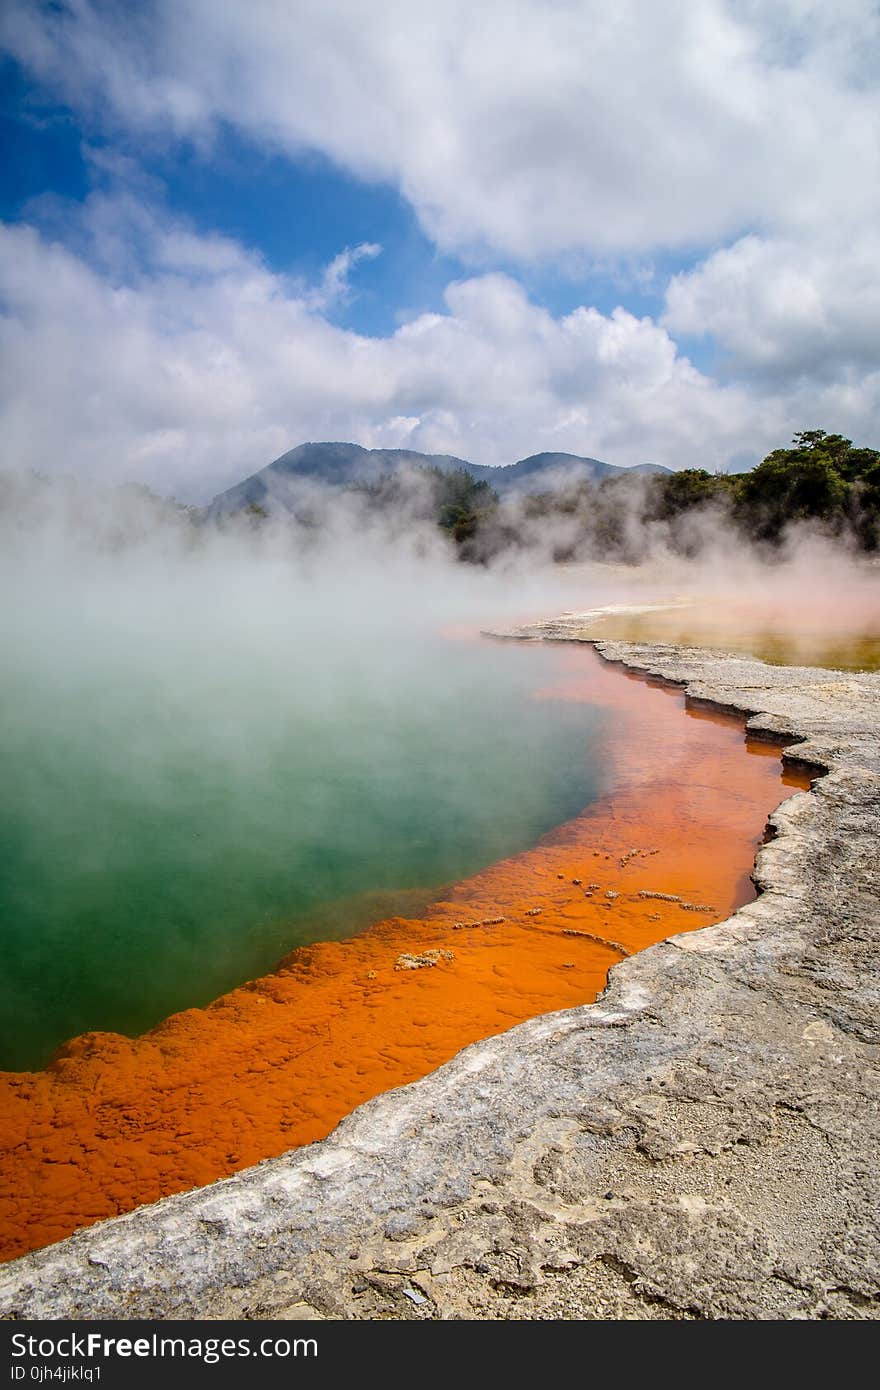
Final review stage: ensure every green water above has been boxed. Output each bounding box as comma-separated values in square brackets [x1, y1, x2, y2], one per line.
[0, 630, 607, 1070]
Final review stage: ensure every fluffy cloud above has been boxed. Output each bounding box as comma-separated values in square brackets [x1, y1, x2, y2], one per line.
[2, 3, 878, 491]
[1, 200, 779, 499]
[3, 0, 879, 260]
[664, 231, 880, 383]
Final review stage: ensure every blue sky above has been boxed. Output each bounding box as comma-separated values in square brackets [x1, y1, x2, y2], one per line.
[0, 2, 877, 500]
[0, 59, 446, 329]
[2, 51, 679, 340]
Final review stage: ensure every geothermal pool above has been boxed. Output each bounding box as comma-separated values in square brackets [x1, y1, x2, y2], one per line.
[0, 636, 809, 1261]
[0, 630, 607, 1071]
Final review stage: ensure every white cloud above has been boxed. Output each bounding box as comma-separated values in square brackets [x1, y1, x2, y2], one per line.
[306, 242, 382, 312]
[2, 4, 878, 490]
[1, 203, 788, 500]
[664, 231, 880, 383]
[3, 0, 879, 260]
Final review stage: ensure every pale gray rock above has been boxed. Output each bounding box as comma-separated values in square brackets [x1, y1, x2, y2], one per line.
[2, 635, 878, 1321]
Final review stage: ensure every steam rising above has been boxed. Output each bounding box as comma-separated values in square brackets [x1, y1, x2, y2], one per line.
[1, 472, 877, 1067]
[0, 479, 614, 1068]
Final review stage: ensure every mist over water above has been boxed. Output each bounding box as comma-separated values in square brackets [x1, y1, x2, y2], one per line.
[0, 517, 613, 1071]
[2, 479, 877, 1071]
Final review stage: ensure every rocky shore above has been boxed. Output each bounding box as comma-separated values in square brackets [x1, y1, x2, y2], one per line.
[2, 633, 879, 1321]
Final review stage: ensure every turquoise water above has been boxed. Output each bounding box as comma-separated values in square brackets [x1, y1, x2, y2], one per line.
[0, 625, 608, 1070]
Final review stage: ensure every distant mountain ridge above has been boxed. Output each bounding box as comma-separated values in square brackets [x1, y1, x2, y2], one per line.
[206, 442, 670, 517]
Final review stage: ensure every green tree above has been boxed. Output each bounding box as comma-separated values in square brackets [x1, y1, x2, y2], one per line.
[433, 469, 498, 545]
[733, 429, 878, 542]
[644, 468, 735, 523]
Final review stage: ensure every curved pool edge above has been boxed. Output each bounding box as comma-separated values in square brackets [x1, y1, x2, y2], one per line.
[2, 637, 879, 1321]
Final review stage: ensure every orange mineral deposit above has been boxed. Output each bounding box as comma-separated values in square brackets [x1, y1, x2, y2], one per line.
[0, 645, 811, 1261]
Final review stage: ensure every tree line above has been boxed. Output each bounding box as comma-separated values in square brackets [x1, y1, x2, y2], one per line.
[425, 430, 880, 562]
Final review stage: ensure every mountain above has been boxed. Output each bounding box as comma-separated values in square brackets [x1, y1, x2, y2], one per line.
[489, 451, 669, 489]
[205, 441, 670, 518]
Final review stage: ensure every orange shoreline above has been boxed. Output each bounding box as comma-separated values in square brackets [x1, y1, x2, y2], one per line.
[0, 646, 810, 1261]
